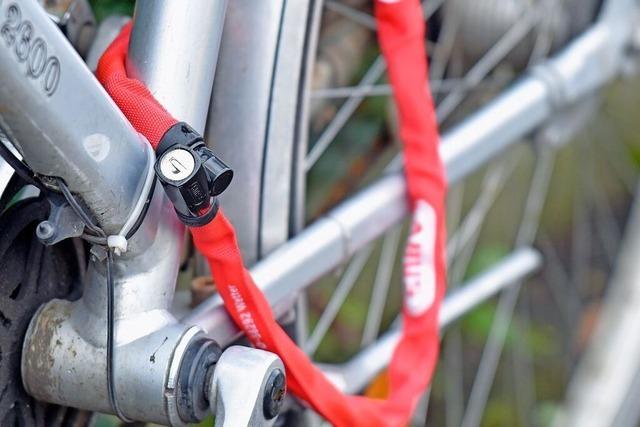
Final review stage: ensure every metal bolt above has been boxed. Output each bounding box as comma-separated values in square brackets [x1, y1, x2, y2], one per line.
[263, 368, 286, 420]
[36, 221, 56, 242]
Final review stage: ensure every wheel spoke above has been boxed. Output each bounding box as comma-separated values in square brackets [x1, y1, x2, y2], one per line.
[325, 1, 376, 30]
[447, 156, 519, 276]
[361, 225, 402, 347]
[587, 143, 621, 266]
[429, 0, 462, 87]
[296, 293, 310, 348]
[447, 183, 466, 238]
[444, 328, 465, 427]
[311, 83, 392, 99]
[305, 245, 374, 355]
[525, 0, 559, 67]
[514, 147, 555, 246]
[305, 57, 386, 171]
[461, 147, 555, 427]
[460, 285, 520, 427]
[310, 78, 507, 99]
[539, 233, 582, 337]
[596, 119, 637, 194]
[571, 145, 591, 299]
[436, 12, 538, 121]
[511, 294, 536, 427]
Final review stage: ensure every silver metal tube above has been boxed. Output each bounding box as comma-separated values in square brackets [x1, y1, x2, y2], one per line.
[21, 59, 189, 427]
[204, 0, 292, 263]
[440, 78, 549, 184]
[0, 1, 146, 234]
[438, 248, 542, 326]
[319, 247, 542, 394]
[127, 0, 227, 133]
[184, 19, 625, 343]
[21, 1, 227, 423]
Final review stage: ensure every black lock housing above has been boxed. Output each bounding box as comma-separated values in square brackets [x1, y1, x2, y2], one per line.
[155, 122, 233, 227]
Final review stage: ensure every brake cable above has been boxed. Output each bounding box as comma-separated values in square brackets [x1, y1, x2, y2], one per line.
[0, 137, 48, 193]
[55, 178, 133, 422]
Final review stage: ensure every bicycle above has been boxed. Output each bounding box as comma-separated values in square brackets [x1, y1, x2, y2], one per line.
[0, 0, 639, 426]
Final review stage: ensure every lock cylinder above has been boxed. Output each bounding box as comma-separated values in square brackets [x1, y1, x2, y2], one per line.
[154, 122, 233, 226]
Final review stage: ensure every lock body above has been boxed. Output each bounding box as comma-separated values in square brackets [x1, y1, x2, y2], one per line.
[155, 122, 233, 226]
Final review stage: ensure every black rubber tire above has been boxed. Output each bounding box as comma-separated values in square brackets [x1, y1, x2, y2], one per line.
[0, 194, 89, 427]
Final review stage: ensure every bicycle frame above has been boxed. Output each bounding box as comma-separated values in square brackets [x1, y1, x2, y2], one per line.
[1, 0, 226, 423]
[0, 0, 637, 424]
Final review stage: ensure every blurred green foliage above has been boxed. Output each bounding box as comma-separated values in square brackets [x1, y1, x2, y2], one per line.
[89, 0, 135, 22]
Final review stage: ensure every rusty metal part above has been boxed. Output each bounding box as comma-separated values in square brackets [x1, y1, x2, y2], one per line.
[20, 181, 205, 424]
[22, 299, 205, 425]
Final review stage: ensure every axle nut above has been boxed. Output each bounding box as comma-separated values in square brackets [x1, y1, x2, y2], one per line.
[263, 368, 286, 420]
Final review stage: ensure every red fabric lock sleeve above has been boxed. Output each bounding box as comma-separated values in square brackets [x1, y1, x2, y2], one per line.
[96, 1, 447, 425]
[96, 24, 177, 148]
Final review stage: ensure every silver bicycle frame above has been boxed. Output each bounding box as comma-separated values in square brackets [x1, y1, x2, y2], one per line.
[1, 0, 227, 424]
[0, 1, 146, 235]
[0, 0, 636, 424]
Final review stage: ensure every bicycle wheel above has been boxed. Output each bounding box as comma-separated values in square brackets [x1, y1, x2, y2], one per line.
[205, 1, 640, 426]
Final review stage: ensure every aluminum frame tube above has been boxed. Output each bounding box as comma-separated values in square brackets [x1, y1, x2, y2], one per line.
[126, 0, 227, 134]
[20, 1, 227, 423]
[0, 0, 147, 235]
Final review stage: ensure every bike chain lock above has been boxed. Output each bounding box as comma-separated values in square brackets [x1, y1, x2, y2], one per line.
[154, 122, 233, 226]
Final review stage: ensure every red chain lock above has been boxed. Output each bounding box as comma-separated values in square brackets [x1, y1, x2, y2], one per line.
[97, 1, 447, 425]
